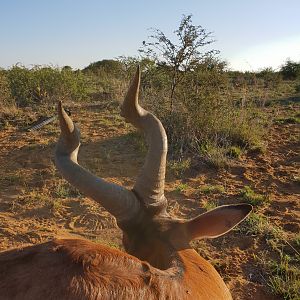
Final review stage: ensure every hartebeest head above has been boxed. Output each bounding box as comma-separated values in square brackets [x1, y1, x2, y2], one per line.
[54, 66, 252, 298]
[0, 67, 252, 300]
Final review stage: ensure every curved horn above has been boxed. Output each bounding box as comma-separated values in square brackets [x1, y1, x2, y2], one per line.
[55, 101, 141, 223]
[121, 66, 168, 214]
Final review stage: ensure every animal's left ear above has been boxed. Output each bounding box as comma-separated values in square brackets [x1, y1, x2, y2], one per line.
[185, 204, 252, 240]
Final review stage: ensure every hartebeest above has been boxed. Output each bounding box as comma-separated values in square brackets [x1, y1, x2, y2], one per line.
[0, 67, 252, 299]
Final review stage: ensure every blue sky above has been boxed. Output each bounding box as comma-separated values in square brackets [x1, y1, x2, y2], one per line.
[1, 0, 299, 71]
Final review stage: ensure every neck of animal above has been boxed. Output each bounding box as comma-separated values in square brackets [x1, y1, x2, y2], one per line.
[177, 248, 232, 299]
[128, 237, 231, 299]
[144, 246, 232, 299]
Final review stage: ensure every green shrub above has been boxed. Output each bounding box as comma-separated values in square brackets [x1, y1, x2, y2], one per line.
[168, 158, 191, 177]
[226, 146, 242, 159]
[0, 70, 19, 129]
[257, 68, 282, 88]
[201, 143, 230, 168]
[6, 65, 88, 106]
[142, 63, 267, 164]
[0, 70, 14, 106]
[280, 60, 300, 80]
[83, 59, 124, 77]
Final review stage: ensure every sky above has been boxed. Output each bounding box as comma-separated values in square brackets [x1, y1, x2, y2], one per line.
[0, 0, 299, 71]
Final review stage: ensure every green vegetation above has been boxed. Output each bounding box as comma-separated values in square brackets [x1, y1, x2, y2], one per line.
[240, 186, 270, 207]
[280, 59, 300, 80]
[126, 131, 147, 154]
[93, 238, 121, 250]
[254, 251, 300, 300]
[137, 15, 280, 165]
[50, 199, 64, 214]
[0, 71, 14, 107]
[293, 234, 300, 247]
[54, 181, 81, 198]
[240, 209, 299, 300]
[199, 184, 225, 194]
[237, 207, 299, 299]
[226, 146, 243, 159]
[18, 188, 50, 207]
[2, 65, 88, 107]
[168, 158, 191, 177]
[268, 253, 300, 300]
[202, 199, 219, 211]
[275, 115, 300, 125]
[139, 14, 219, 110]
[240, 212, 282, 238]
[0, 15, 299, 171]
[175, 183, 190, 193]
[200, 143, 230, 168]
[0, 173, 23, 186]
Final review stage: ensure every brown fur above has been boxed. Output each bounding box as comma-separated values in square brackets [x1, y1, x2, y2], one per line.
[0, 219, 232, 300]
[0, 239, 183, 300]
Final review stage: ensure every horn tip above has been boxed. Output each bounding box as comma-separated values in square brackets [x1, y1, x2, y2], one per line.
[57, 100, 63, 113]
[136, 65, 141, 77]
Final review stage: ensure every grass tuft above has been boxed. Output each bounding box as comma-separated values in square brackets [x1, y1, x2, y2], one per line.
[240, 186, 270, 206]
[275, 116, 300, 125]
[256, 252, 300, 300]
[199, 184, 225, 194]
[168, 158, 191, 177]
[53, 181, 81, 198]
[202, 199, 219, 211]
[175, 183, 190, 193]
[226, 146, 243, 159]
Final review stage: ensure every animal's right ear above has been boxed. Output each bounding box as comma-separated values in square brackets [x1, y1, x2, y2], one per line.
[185, 204, 252, 240]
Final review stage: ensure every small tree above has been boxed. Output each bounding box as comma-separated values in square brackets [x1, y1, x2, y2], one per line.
[139, 14, 219, 110]
[280, 59, 300, 80]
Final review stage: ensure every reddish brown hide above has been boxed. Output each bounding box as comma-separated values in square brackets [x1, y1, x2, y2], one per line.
[0, 206, 251, 300]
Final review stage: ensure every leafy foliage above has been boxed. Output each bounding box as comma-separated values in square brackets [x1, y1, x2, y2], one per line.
[6, 65, 88, 106]
[140, 14, 220, 110]
[0, 70, 14, 106]
[136, 15, 270, 164]
[280, 60, 300, 80]
[83, 59, 124, 77]
[141, 59, 266, 164]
